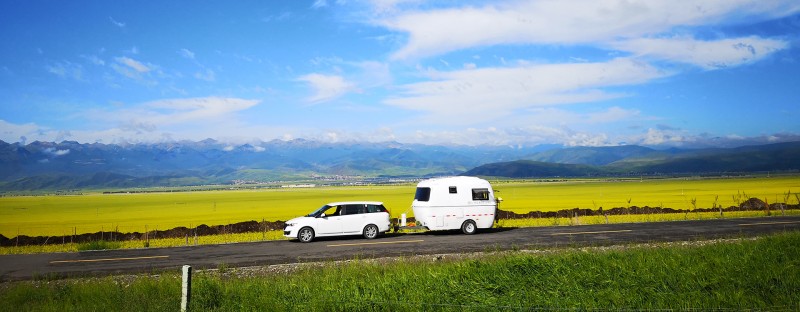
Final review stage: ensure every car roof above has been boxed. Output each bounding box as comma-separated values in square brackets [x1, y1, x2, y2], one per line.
[326, 201, 384, 206]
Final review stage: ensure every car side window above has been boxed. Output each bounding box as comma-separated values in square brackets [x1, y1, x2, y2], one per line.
[367, 204, 386, 213]
[343, 205, 363, 215]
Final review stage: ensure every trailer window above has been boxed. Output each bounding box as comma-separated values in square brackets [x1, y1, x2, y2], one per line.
[472, 188, 490, 200]
[414, 187, 431, 202]
[449, 186, 457, 194]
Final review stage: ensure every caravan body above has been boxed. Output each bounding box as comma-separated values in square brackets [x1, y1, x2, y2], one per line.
[411, 176, 498, 233]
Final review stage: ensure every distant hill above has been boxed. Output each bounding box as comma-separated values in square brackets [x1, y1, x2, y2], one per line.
[464, 160, 606, 177]
[0, 139, 550, 191]
[464, 141, 800, 178]
[525, 145, 666, 166]
[608, 141, 800, 174]
[3, 139, 798, 190]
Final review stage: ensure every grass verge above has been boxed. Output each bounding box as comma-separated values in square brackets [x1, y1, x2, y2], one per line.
[2, 231, 799, 311]
[75, 240, 122, 251]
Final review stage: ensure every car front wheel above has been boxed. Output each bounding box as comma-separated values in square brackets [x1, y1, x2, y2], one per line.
[363, 224, 379, 239]
[298, 227, 315, 243]
[461, 220, 477, 235]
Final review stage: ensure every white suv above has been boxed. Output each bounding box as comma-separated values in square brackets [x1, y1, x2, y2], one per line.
[283, 201, 391, 243]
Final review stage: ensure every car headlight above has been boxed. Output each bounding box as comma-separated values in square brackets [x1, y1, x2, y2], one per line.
[285, 223, 296, 227]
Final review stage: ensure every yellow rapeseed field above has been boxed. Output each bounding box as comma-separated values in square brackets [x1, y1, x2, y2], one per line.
[1, 176, 798, 238]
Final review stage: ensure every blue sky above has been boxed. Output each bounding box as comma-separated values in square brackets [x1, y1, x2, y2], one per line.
[1, 0, 799, 148]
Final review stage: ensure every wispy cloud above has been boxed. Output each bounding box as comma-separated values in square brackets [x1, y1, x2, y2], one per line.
[297, 73, 357, 103]
[194, 68, 216, 82]
[311, 0, 327, 9]
[385, 58, 665, 124]
[136, 97, 260, 125]
[43, 147, 70, 156]
[115, 57, 151, 73]
[379, 1, 800, 60]
[111, 56, 157, 83]
[75, 97, 263, 142]
[611, 36, 789, 69]
[178, 48, 195, 60]
[109, 16, 125, 28]
[81, 54, 105, 66]
[46, 61, 84, 81]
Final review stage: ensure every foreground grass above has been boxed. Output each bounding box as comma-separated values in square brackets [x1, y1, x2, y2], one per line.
[2, 231, 799, 311]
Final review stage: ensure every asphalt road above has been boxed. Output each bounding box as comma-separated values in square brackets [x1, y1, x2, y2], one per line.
[2, 215, 799, 281]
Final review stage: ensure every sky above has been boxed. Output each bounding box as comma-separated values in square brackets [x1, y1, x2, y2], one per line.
[1, 0, 799, 148]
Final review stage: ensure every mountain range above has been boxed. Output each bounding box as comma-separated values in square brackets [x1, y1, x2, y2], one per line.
[464, 141, 800, 177]
[0, 139, 546, 191]
[1, 139, 798, 191]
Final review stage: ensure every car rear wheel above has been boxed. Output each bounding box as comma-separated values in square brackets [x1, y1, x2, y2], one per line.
[461, 220, 477, 235]
[363, 224, 379, 239]
[298, 227, 315, 243]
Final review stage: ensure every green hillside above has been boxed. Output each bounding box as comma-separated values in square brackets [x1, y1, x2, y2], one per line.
[465, 141, 800, 178]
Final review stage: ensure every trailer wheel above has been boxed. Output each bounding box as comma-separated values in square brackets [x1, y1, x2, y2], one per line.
[298, 227, 315, 243]
[461, 220, 477, 235]
[363, 224, 379, 239]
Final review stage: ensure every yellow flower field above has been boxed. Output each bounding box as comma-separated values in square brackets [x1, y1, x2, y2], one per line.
[1, 176, 798, 239]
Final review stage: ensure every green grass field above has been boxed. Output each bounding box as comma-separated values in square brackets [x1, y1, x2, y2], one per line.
[2, 231, 799, 311]
[1, 176, 798, 237]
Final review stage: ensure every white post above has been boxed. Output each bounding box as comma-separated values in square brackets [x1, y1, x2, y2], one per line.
[401, 213, 407, 227]
[181, 265, 192, 312]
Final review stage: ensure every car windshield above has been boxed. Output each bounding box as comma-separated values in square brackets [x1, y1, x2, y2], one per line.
[306, 205, 333, 217]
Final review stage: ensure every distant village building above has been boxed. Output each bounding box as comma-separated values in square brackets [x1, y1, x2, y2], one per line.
[280, 184, 316, 188]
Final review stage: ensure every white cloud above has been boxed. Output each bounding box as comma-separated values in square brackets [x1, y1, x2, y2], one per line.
[109, 16, 125, 28]
[136, 97, 260, 125]
[611, 36, 789, 69]
[111, 56, 159, 83]
[115, 57, 151, 73]
[354, 61, 392, 88]
[194, 68, 216, 81]
[586, 106, 641, 124]
[397, 125, 613, 146]
[178, 48, 196, 59]
[46, 61, 84, 80]
[0, 120, 46, 142]
[367, 0, 423, 14]
[385, 58, 665, 124]
[311, 0, 327, 9]
[504, 106, 642, 129]
[639, 128, 685, 145]
[44, 147, 70, 156]
[379, 0, 800, 60]
[81, 54, 105, 66]
[297, 73, 357, 103]
[78, 97, 262, 143]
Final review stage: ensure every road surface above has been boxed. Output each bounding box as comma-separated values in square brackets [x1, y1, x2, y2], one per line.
[2, 216, 799, 281]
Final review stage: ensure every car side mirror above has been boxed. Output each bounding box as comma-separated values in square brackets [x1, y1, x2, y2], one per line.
[319, 213, 326, 218]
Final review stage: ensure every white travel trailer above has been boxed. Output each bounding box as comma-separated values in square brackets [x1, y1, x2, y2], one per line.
[410, 176, 499, 234]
